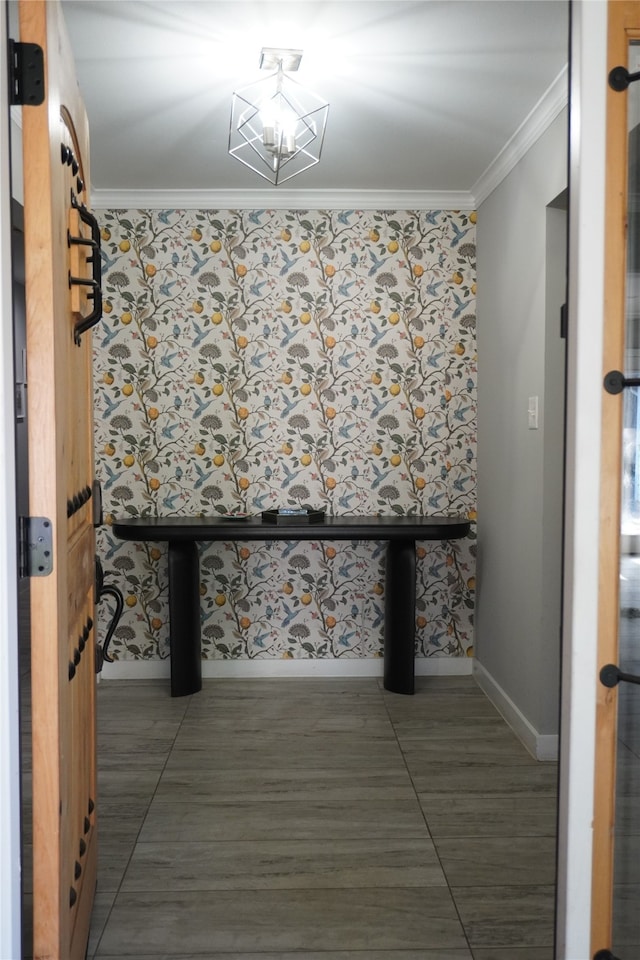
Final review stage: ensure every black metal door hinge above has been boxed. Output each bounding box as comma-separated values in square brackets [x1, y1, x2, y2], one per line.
[8, 40, 44, 106]
[18, 516, 53, 578]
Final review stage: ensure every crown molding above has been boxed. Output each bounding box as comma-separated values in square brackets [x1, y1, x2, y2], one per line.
[472, 64, 569, 207]
[89, 67, 568, 213]
[89, 187, 475, 212]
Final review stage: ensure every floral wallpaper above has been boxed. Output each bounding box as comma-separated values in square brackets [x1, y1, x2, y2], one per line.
[93, 209, 477, 662]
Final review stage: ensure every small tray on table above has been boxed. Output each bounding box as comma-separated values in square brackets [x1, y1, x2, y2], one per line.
[261, 509, 325, 525]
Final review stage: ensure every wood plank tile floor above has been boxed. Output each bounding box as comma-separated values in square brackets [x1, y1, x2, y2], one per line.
[84, 675, 557, 959]
[20, 674, 558, 958]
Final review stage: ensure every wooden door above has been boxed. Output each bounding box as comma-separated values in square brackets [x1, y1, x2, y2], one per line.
[592, 2, 640, 954]
[19, 1, 99, 957]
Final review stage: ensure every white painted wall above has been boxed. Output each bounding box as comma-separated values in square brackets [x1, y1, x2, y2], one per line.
[0, 2, 23, 956]
[475, 109, 568, 740]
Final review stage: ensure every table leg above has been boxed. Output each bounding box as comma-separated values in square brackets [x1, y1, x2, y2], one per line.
[168, 541, 202, 697]
[383, 538, 416, 695]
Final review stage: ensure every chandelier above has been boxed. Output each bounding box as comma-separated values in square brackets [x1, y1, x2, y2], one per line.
[228, 48, 329, 186]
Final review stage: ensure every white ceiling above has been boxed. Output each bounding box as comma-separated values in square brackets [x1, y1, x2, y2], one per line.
[60, 0, 569, 203]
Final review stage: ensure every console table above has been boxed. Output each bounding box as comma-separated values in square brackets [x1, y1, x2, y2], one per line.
[111, 515, 471, 697]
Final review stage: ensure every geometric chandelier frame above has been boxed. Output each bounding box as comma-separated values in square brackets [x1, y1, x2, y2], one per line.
[228, 48, 329, 185]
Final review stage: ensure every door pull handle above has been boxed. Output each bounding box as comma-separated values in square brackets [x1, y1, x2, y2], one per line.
[68, 193, 102, 345]
[600, 663, 640, 688]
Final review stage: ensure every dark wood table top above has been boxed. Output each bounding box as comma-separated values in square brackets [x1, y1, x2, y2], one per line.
[112, 514, 471, 543]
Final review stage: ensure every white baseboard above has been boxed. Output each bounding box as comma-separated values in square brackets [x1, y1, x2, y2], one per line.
[99, 656, 473, 682]
[473, 661, 558, 761]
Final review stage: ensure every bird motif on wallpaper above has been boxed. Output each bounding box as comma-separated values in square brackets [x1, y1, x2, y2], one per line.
[101, 537, 122, 561]
[280, 461, 298, 487]
[453, 476, 472, 492]
[281, 394, 301, 418]
[162, 491, 182, 511]
[101, 249, 118, 272]
[279, 321, 297, 347]
[371, 463, 391, 489]
[191, 320, 210, 347]
[250, 422, 271, 439]
[252, 560, 272, 579]
[337, 350, 357, 370]
[337, 280, 357, 298]
[338, 491, 357, 511]
[367, 250, 390, 275]
[370, 394, 392, 417]
[101, 392, 125, 418]
[192, 394, 214, 418]
[338, 559, 357, 578]
[249, 280, 269, 297]
[251, 492, 271, 511]
[426, 351, 445, 368]
[193, 463, 212, 489]
[338, 631, 357, 647]
[100, 326, 120, 349]
[281, 601, 300, 627]
[249, 350, 269, 370]
[101, 462, 120, 490]
[337, 422, 357, 439]
[453, 405, 472, 422]
[451, 292, 468, 319]
[279, 250, 300, 275]
[368, 320, 385, 347]
[190, 250, 209, 275]
[425, 280, 444, 297]
[160, 351, 179, 369]
[450, 222, 471, 247]
[159, 280, 178, 297]
[370, 602, 384, 629]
